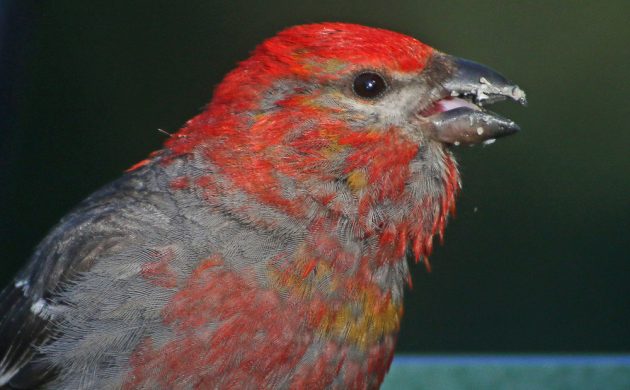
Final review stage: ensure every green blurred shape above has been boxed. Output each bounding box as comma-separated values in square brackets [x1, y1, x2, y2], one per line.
[382, 355, 630, 390]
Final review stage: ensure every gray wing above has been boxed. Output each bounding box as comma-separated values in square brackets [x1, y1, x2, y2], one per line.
[0, 165, 168, 389]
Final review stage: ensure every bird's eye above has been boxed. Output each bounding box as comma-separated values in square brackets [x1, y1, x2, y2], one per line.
[353, 72, 387, 99]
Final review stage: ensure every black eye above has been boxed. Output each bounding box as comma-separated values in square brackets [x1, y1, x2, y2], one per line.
[353, 72, 387, 99]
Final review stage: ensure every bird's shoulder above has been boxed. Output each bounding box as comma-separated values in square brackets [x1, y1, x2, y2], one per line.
[0, 163, 183, 388]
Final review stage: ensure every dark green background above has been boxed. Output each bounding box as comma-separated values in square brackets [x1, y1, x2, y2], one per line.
[1, 1, 628, 353]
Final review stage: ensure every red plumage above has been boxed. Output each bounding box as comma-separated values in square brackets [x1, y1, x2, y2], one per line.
[0, 23, 524, 389]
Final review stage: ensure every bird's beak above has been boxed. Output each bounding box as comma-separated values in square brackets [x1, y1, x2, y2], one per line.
[421, 53, 527, 145]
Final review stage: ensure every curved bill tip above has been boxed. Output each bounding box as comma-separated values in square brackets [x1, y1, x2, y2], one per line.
[442, 55, 527, 106]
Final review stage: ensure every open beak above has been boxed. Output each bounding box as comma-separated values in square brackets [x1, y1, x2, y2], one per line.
[421, 53, 527, 145]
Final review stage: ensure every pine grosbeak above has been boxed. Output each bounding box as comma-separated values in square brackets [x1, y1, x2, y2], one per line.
[0, 23, 525, 389]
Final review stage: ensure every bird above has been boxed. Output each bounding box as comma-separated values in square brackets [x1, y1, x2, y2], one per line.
[0, 23, 526, 389]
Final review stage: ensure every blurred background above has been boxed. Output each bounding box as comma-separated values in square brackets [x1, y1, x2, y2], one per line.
[0, 0, 628, 355]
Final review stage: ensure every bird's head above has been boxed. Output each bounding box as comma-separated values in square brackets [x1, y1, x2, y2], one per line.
[169, 23, 525, 148]
[163, 23, 526, 256]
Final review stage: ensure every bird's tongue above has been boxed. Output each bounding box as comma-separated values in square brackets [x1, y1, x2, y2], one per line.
[420, 97, 480, 117]
[436, 97, 479, 112]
